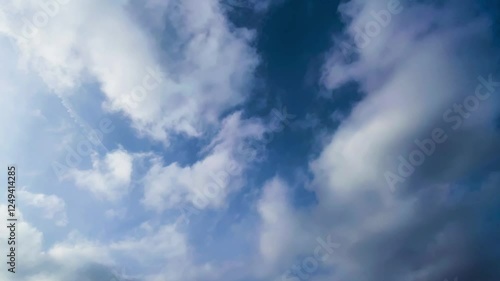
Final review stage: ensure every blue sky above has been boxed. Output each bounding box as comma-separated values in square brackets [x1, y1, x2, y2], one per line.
[1, 0, 500, 280]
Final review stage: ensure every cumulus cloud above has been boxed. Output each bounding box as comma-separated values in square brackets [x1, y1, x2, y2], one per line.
[0, 0, 259, 144]
[48, 231, 115, 268]
[253, 177, 348, 281]
[0, 203, 216, 281]
[0, 205, 122, 281]
[256, 177, 305, 275]
[142, 111, 267, 212]
[18, 189, 68, 226]
[108, 220, 236, 281]
[66, 149, 134, 201]
[282, 0, 500, 280]
[2, 0, 499, 281]
[0, 1, 263, 279]
[236, 1, 500, 281]
[318, 0, 500, 198]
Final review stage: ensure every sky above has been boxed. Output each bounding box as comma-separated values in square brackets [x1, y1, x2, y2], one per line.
[0, 0, 499, 280]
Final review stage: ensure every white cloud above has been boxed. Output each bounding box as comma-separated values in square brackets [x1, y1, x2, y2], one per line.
[256, 177, 308, 276]
[292, 0, 500, 280]
[48, 231, 114, 268]
[0, 203, 207, 281]
[1, 1, 498, 281]
[18, 189, 68, 226]
[0, 0, 259, 144]
[142, 111, 267, 212]
[0, 1, 262, 279]
[316, 0, 500, 198]
[66, 149, 134, 201]
[110, 221, 230, 281]
[110, 223, 188, 265]
[0, 205, 45, 273]
[0, 222, 124, 281]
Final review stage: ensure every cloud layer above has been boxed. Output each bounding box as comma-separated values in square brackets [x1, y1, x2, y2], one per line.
[1, 0, 499, 280]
